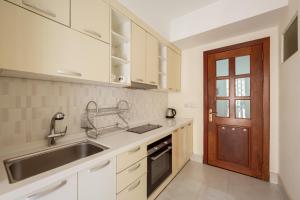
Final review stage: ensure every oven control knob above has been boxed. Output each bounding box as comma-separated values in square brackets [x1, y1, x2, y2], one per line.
[154, 147, 158, 150]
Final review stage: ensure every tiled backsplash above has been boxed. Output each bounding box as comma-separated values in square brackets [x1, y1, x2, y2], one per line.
[0, 77, 168, 148]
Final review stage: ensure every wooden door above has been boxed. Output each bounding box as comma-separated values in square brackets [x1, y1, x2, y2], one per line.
[71, 0, 110, 43]
[146, 33, 159, 85]
[204, 38, 270, 180]
[131, 23, 146, 83]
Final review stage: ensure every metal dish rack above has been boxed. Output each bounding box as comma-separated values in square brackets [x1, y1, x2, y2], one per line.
[82, 100, 130, 139]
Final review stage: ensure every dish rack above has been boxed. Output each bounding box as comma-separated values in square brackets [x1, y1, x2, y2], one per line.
[82, 100, 130, 139]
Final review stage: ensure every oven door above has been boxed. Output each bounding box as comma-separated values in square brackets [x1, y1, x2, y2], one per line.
[147, 145, 172, 196]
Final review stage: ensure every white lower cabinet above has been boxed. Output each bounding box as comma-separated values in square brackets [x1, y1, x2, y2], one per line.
[78, 157, 116, 200]
[117, 174, 147, 200]
[17, 174, 77, 200]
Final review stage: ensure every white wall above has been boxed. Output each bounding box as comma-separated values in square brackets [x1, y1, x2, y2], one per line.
[168, 27, 280, 175]
[279, 0, 300, 199]
[170, 0, 288, 41]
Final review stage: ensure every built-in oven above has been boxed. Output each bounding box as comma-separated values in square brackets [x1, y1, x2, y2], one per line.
[147, 135, 172, 197]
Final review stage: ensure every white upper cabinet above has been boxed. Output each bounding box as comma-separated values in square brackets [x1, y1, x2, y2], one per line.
[71, 0, 110, 43]
[7, 0, 70, 26]
[146, 33, 159, 85]
[0, 1, 110, 83]
[78, 158, 116, 200]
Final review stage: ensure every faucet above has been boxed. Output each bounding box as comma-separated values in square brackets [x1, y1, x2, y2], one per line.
[48, 112, 67, 146]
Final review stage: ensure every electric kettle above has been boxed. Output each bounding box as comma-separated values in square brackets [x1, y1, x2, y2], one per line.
[166, 108, 177, 118]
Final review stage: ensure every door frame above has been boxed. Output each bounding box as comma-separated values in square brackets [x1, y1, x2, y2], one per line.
[203, 37, 270, 181]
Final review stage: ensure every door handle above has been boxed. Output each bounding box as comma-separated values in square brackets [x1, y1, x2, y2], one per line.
[26, 180, 67, 200]
[209, 109, 217, 122]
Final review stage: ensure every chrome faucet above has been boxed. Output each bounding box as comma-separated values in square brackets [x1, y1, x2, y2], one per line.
[48, 112, 67, 146]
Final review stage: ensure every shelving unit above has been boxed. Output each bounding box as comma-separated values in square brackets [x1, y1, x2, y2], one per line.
[110, 9, 131, 85]
[82, 100, 130, 139]
[159, 44, 168, 89]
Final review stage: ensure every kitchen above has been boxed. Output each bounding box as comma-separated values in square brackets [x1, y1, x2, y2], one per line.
[0, 0, 299, 200]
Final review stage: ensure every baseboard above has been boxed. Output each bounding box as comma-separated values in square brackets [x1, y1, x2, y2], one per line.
[278, 175, 291, 200]
[190, 153, 203, 163]
[270, 171, 279, 184]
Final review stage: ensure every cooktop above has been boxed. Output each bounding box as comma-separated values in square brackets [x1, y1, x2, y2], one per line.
[127, 124, 162, 134]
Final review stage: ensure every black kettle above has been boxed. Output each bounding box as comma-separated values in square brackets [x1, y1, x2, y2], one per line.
[166, 108, 176, 118]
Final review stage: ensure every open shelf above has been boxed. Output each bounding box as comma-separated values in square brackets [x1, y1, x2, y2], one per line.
[159, 44, 168, 89]
[112, 56, 130, 65]
[111, 9, 131, 85]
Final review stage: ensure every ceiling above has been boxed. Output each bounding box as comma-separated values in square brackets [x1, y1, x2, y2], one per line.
[117, 0, 220, 38]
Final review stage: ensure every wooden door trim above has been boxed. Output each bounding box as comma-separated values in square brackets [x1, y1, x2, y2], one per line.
[203, 37, 270, 181]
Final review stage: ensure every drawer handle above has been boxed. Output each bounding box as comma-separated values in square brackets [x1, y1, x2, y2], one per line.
[89, 160, 110, 173]
[57, 69, 82, 77]
[26, 180, 67, 200]
[22, 0, 56, 18]
[128, 180, 141, 192]
[128, 163, 141, 172]
[128, 146, 141, 153]
[150, 81, 157, 85]
[84, 29, 102, 39]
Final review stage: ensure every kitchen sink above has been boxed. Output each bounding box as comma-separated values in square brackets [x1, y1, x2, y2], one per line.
[4, 140, 108, 184]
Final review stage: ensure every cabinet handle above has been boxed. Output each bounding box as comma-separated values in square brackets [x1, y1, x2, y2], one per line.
[181, 127, 185, 130]
[128, 180, 141, 192]
[22, 0, 56, 18]
[128, 163, 141, 172]
[136, 78, 144, 82]
[57, 69, 82, 77]
[89, 160, 111, 173]
[26, 180, 67, 200]
[84, 29, 102, 39]
[151, 146, 172, 161]
[128, 146, 141, 153]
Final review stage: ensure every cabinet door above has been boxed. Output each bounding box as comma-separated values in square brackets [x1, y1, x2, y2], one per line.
[131, 23, 146, 83]
[172, 129, 181, 174]
[187, 123, 193, 159]
[0, 1, 110, 83]
[17, 175, 77, 200]
[167, 48, 181, 91]
[146, 33, 159, 85]
[7, 0, 70, 26]
[78, 158, 116, 200]
[71, 0, 110, 43]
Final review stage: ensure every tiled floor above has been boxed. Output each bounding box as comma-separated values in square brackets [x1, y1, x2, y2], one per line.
[156, 161, 287, 200]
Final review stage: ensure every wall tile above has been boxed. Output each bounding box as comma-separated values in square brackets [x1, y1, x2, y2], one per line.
[0, 77, 168, 147]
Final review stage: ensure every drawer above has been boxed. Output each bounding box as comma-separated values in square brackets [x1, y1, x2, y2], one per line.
[117, 144, 147, 172]
[117, 158, 147, 193]
[117, 175, 147, 200]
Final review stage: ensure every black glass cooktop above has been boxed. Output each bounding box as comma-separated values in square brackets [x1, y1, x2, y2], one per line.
[127, 124, 162, 134]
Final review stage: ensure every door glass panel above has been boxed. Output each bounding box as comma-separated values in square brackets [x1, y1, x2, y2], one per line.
[235, 77, 250, 96]
[236, 100, 250, 119]
[216, 59, 229, 77]
[235, 55, 250, 75]
[217, 79, 229, 97]
[216, 100, 229, 117]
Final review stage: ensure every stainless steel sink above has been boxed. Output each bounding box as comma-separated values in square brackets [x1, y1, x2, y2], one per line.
[4, 140, 108, 184]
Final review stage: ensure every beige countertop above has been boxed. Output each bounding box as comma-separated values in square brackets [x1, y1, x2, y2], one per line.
[0, 118, 193, 200]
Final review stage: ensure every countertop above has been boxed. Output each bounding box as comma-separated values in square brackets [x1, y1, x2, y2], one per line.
[0, 118, 193, 200]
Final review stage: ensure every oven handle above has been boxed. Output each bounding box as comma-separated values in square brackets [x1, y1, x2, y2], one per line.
[150, 146, 172, 161]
